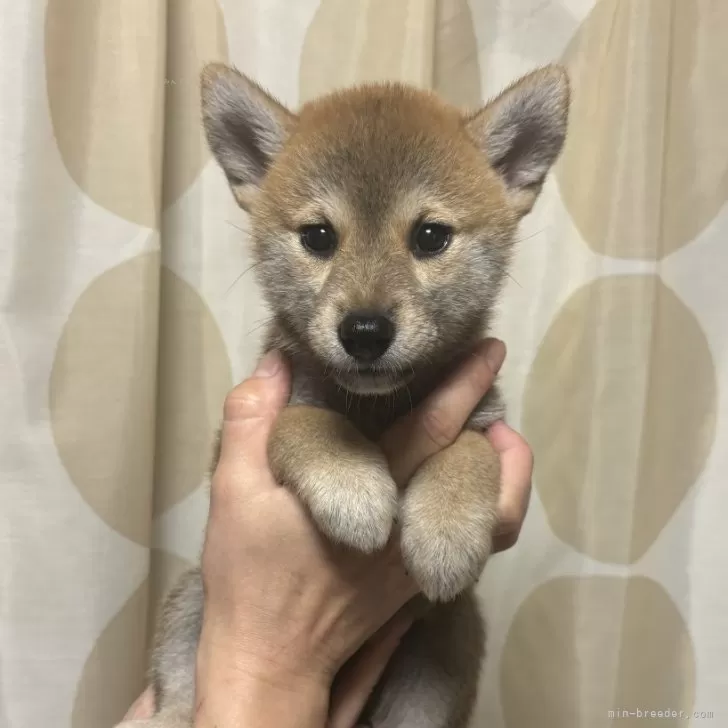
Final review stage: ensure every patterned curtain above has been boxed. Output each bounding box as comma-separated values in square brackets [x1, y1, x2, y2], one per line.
[1, 1, 725, 726]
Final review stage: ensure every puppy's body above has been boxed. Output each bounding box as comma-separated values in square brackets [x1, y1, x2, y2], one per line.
[121, 66, 569, 728]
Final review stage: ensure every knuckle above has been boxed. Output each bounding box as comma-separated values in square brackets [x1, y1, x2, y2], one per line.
[468, 359, 495, 396]
[494, 531, 519, 553]
[208, 472, 232, 510]
[523, 443, 535, 471]
[499, 502, 522, 530]
[421, 407, 459, 450]
[222, 383, 266, 422]
[208, 462, 258, 512]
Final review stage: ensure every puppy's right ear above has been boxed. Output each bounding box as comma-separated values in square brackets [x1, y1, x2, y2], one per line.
[201, 63, 296, 210]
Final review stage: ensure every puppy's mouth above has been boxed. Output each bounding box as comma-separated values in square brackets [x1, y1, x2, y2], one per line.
[333, 365, 413, 396]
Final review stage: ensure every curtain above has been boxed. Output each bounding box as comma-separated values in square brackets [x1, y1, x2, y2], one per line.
[2, 1, 726, 726]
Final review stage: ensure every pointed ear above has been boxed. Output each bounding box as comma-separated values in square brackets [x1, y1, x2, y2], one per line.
[200, 63, 296, 210]
[465, 65, 570, 215]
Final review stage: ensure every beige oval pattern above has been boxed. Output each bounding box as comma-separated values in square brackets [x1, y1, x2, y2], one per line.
[45, 0, 227, 227]
[50, 252, 232, 545]
[153, 262, 233, 518]
[45, 0, 165, 227]
[299, 0, 435, 103]
[521, 275, 716, 564]
[50, 253, 160, 545]
[162, 0, 229, 210]
[556, 0, 728, 259]
[500, 576, 695, 728]
[433, 0, 482, 109]
[72, 550, 193, 728]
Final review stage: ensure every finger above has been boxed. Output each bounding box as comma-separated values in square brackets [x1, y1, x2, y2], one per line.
[328, 611, 414, 728]
[216, 350, 291, 472]
[486, 421, 533, 553]
[121, 686, 155, 720]
[381, 339, 506, 487]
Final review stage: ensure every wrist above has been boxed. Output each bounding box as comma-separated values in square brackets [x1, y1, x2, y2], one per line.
[195, 614, 331, 728]
[194, 669, 329, 728]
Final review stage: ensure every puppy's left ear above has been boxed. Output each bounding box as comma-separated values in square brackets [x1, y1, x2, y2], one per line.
[200, 63, 297, 211]
[465, 65, 570, 215]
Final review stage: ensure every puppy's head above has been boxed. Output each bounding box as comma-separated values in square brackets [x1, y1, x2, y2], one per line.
[202, 64, 569, 395]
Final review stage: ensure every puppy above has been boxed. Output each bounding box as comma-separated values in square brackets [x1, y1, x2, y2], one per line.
[122, 63, 569, 728]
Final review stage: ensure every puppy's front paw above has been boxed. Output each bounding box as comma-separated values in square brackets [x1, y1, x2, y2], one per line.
[267, 404, 398, 553]
[304, 459, 398, 552]
[399, 441, 499, 601]
[400, 507, 494, 602]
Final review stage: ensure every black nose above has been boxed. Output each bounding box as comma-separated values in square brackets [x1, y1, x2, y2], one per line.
[338, 311, 395, 363]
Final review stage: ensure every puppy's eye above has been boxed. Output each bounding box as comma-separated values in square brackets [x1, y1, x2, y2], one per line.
[300, 224, 337, 257]
[410, 222, 453, 257]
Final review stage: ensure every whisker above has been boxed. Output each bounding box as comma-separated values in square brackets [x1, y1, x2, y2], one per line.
[245, 315, 274, 337]
[394, 360, 412, 414]
[404, 381, 413, 413]
[224, 260, 261, 298]
[392, 364, 412, 410]
[226, 220, 251, 236]
[516, 228, 546, 244]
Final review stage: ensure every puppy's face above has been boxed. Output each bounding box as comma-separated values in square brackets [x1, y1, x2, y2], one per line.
[202, 66, 569, 395]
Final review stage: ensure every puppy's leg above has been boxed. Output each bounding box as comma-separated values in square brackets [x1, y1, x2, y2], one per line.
[268, 405, 398, 553]
[400, 430, 499, 602]
[132, 569, 203, 728]
[362, 592, 484, 728]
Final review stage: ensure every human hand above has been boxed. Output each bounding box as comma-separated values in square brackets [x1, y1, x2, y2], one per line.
[194, 350, 416, 728]
[380, 338, 532, 554]
[121, 339, 533, 727]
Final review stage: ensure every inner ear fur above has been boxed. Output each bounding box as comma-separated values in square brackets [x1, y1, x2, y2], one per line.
[200, 63, 297, 210]
[465, 65, 570, 215]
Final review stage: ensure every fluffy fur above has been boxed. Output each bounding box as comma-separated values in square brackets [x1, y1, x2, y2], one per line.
[121, 63, 569, 728]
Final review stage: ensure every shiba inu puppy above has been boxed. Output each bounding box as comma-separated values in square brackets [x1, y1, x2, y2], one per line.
[126, 62, 569, 728]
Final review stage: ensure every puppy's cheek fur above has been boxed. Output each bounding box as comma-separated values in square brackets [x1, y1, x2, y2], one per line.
[306, 302, 345, 364]
[257, 249, 320, 336]
[391, 302, 439, 361]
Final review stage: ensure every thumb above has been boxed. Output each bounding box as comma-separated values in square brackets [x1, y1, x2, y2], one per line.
[217, 350, 291, 470]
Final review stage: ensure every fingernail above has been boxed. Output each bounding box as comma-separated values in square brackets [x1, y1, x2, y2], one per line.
[483, 338, 506, 373]
[253, 350, 281, 377]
